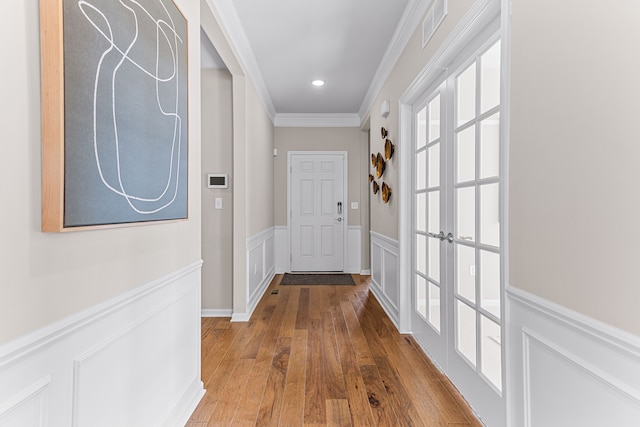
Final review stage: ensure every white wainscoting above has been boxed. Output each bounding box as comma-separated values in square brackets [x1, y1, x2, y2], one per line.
[275, 225, 361, 274]
[0, 261, 204, 427]
[238, 227, 275, 322]
[370, 232, 399, 328]
[274, 226, 289, 274]
[506, 286, 640, 427]
[347, 226, 362, 274]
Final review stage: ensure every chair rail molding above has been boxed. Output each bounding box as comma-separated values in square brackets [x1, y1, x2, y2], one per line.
[0, 261, 204, 427]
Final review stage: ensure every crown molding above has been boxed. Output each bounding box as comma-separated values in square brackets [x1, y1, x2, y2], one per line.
[209, 0, 276, 121]
[358, 0, 433, 122]
[274, 114, 361, 128]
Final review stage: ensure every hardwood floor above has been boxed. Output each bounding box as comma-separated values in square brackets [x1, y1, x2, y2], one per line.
[186, 275, 482, 426]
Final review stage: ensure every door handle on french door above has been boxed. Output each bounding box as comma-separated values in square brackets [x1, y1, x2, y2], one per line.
[428, 231, 454, 243]
[336, 217, 342, 222]
[337, 202, 342, 214]
[428, 231, 444, 240]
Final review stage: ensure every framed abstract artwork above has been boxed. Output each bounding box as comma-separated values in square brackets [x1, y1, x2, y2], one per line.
[40, 0, 188, 231]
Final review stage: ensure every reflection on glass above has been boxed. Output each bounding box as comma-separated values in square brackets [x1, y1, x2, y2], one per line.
[480, 113, 500, 179]
[457, 186, 475, 242]
[429, 94, 441, 142]
[457, 62, 476, 126]
[456, 244, 475, 302]
[429, 283, 441, 333]
[416, 150, 426, 191]
[481, 41, 501, 114]
[456, 126, 475, 183]
[428, 191, 440, 233]
[428, 143, 440, 188]
[428, 237, 440, 283]
[416, 274, 427, 319]
[416, 234, 426, 274]
[481, 315, 502, 391]
[480, 183, 500, 247]
[457, 300, 477, 367]
[480, 250, 501, 319]
[416, 193, 426, 232]
[417, 107, 427, 150]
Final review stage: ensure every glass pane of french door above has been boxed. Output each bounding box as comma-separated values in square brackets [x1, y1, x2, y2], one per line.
[453, 39, 502, 393]
[414, 90, 444, 335]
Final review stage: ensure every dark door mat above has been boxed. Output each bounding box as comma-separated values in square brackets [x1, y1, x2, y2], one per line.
[280, 273, 355, 286]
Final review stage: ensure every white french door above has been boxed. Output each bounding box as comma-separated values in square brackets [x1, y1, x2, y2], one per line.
[289, 152, 346, 272]
[411, 36, 505, 426]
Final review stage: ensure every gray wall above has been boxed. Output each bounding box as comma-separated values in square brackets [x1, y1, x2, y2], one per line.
[509, 0, 640, 335]
[201, 68, 233, 310]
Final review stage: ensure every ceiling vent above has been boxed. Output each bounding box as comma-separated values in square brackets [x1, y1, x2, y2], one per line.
[422, 0, 448, 48]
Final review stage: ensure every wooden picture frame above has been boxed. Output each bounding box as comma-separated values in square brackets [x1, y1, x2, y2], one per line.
[40, 0, 188, 231]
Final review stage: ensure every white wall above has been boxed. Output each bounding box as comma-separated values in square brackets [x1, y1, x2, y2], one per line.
[201, 68, 233, 312]
[509, 0, 640, 336]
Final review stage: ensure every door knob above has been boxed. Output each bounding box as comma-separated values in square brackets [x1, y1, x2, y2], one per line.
[336, 217, 342, 222]
[428, 231, 445, 240]
[428, 231, 454, 243]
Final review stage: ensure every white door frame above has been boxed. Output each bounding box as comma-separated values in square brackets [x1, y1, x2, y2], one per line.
[287, 151, 349, 272]
[398, 0, 509, 425]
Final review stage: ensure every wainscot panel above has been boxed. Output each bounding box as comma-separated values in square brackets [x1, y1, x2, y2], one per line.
[274, 226, 289, 274]
[370, 232, 399, 327]
[235, 227, 275, 322]
[0, 261, 204, 427]
[347, 226, 362, 274]
[506, 286, 640, 427]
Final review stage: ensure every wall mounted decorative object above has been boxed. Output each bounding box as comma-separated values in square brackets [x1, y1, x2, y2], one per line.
[385, 139, 395, 160]
[375, 152, 386, 178]
[380, 100, 390, 118]
[382, 182, 392, 203]
[381, 127, 388, 139]
[372, 181, 380, 195]
[371, 153, 376, 166]
[369, 174, 374, 183]
[41, 0, 188, 231]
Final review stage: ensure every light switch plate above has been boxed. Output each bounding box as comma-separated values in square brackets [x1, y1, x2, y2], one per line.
[351, 202, 358, 209]
[215, 198, 222, 209]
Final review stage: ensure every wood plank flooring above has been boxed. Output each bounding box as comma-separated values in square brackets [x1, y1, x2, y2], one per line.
[186, 275, 482, 426]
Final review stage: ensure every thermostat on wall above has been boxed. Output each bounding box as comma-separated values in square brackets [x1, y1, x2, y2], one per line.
[207, 174, 229, 189]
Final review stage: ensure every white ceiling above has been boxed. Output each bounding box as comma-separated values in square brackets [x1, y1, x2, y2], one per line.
[204, 0, 428, 123]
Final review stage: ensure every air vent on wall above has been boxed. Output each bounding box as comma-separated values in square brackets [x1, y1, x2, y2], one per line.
[422, 0, 448, 48]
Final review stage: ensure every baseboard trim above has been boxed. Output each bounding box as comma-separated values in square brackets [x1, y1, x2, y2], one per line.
[369, 284, 400, 329]
[201, 309, 233, 318]
[360, 269, 371, 275]
[232, 269, 275, 323]
[162, 379, 205, 427]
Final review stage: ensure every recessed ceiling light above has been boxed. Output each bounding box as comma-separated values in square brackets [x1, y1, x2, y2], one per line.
[311, 79, 325, 87]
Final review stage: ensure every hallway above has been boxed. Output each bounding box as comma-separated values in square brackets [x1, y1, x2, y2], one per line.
[187, 275, 481, 426]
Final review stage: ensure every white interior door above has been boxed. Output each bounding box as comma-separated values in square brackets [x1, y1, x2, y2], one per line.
[411, 37, 505, 426]
[290, 153, 345, 272]
[412, 82, 448, 369]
